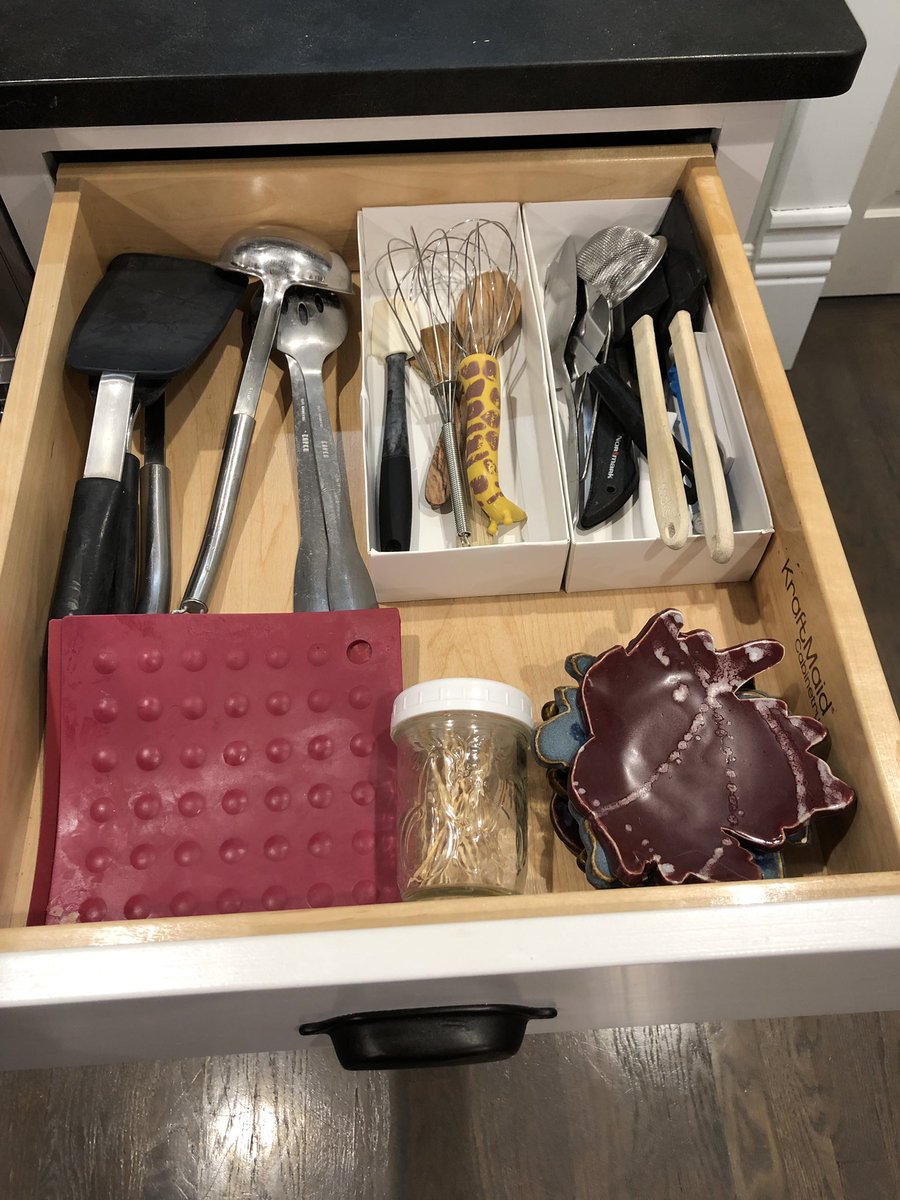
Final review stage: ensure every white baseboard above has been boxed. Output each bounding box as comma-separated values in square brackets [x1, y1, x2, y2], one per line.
[748, 205, 852, 367]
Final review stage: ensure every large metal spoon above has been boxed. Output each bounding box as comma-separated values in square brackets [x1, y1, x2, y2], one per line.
[178, 226, 352, 613]
[277, 289, 378, 611]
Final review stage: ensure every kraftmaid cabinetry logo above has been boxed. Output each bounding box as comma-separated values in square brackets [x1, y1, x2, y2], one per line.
[781, 557, 833, 718]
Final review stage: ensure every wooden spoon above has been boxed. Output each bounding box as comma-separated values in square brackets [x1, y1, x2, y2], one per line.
[419, 322, 454, 382]
[455, 269, 522, 354]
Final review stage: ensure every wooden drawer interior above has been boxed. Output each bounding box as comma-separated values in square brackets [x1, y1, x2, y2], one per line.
[0, 146, 897, 951]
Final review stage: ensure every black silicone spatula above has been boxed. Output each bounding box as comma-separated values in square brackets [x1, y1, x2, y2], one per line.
[51, 254, 246, 620]
[654, 191, 708, 337]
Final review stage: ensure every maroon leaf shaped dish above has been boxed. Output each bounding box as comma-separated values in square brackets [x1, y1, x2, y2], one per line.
[568, 609, 855, 885]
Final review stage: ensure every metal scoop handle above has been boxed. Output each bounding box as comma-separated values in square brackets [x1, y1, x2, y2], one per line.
[177, 289, 281, 612]
[178, 412, 255, 612]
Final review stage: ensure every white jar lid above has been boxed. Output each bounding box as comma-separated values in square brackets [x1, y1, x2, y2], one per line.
[391, 677, 534, 735]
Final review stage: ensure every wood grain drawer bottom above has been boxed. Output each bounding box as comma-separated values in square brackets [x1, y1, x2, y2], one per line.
[0, 146, 896, 1068]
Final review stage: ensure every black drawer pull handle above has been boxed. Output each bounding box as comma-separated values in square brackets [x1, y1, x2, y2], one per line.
[299, 1003, 557, 1070]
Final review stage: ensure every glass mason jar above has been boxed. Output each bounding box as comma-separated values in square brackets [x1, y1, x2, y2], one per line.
[391, 678, 533, 900]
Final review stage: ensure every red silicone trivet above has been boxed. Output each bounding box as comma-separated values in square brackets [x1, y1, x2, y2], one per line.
[35, 610, 402, 924]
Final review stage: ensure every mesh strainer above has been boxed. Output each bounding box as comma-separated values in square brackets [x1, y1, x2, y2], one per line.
[576, 224, 667, 308]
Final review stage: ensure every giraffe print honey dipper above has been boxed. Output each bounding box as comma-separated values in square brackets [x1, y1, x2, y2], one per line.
[455, 221, 527, 538]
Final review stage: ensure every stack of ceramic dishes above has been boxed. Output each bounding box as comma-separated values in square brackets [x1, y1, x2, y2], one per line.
[532, 608, 856, 888]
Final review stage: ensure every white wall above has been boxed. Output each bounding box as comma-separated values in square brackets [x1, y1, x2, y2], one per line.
[751, 0, 900, 365]
[772, 0, 899, 210]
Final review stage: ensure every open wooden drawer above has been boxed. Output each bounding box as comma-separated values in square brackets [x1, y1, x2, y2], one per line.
[0, 147, 897, 1071]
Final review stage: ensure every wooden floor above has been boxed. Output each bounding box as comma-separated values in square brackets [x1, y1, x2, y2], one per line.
[789, 297, 900, 707]
[1, 297, 898, 1200]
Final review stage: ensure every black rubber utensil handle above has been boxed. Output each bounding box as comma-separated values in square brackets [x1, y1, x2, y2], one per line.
[109, 452, 140, 613]
[579, 383, 639, 529]
[589, 362, 697, 505]
[49, 477, 122, 619]
[378, 352, 412, 552]
[379, 456, 413, 552]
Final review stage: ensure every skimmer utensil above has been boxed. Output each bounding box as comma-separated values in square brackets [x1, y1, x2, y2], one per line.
[573, 226, 667, 484]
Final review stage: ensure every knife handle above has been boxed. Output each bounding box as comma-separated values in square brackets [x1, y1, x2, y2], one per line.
[578, 381, 639, 530]
[588, 362, 697, 506]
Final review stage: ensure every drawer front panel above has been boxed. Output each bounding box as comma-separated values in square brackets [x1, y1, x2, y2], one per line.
[3, 895, 900, 1069]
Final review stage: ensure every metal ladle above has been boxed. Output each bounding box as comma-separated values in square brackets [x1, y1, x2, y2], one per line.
[178, 226, 352, 613]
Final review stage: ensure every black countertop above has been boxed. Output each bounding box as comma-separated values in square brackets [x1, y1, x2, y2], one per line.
[0, 0, 865, 131]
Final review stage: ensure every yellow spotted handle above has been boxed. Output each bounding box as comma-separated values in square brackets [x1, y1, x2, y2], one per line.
[459, 352, 527, 537]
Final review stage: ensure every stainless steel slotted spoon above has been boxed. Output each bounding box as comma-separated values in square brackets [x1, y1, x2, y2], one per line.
[277, 289, 378, 612]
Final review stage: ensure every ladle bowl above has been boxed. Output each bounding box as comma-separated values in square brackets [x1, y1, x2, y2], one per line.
[215, 225, 352, 296]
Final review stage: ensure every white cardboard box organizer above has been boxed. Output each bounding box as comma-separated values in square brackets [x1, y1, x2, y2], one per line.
[358, 203, 570, 603]
[522, 198, 773, 592]
[357, 199, 772, 602]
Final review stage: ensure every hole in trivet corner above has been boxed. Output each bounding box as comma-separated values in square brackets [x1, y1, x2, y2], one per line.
[347, 639, 373, 664]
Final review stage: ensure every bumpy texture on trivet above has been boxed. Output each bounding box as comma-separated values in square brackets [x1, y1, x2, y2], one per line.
[37, 610, 402, 924]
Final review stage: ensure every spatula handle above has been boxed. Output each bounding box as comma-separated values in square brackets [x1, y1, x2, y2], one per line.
[669, 310, 734, 564]
[632, 315, 690, 550]
[49, 477, 121, 619]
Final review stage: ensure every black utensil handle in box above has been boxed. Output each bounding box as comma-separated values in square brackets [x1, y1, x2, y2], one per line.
[109, 451, 140, 613]
[378, 352, 412, 552]
[589, 362, 697, 505]
[579, 389, 639, 530]
[378, 456, 412, 552]
[49, 476, 122, 619]
[299, 1004, 557, 1070]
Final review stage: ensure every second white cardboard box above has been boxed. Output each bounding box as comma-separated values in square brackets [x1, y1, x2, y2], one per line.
[523, 198, 773, 593]
[358, 202, 569, 603]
